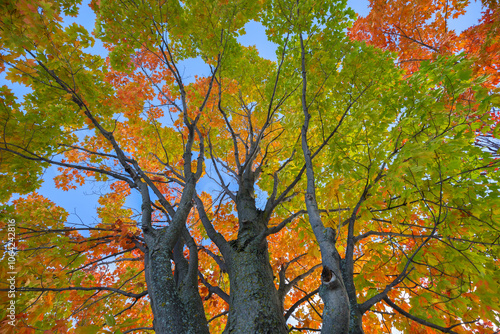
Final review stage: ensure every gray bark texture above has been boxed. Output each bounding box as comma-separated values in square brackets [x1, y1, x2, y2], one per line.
[223, 241, 288, 334]
[142, 230, 209, 334]
[299, 33, 353, 334]
[144, 245, 189, 333]
[222, 170, 288, 334]
[139, 117, 210, 334]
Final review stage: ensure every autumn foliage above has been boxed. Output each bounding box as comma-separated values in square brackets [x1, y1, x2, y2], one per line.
[1, 0, 499, 333]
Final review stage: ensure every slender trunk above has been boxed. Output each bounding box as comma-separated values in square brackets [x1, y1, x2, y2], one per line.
[174, 231, 211, 334]
[178, 279, 210, 334]
[340, 260, 364, 334]
[348, 305, 364, 334]
[299, 33, 350, 334]
[312, 227, 350, 334]
[140, 167, 209, 333]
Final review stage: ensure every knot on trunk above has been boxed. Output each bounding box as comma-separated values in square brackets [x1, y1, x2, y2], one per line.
[321, 265, 340, 289]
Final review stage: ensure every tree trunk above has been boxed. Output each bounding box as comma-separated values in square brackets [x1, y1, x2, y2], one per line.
[347, 306, 364, 334]
[223, 236, 288, 334]
[143, 232, 209, 334]
[144, 245, 189, 333]
[299, 33, 351, 334]
[174, 230, 211, 334]
[312, 227, 350, 334]
[341, 260, 365, 334]
[222, 172, 288, 334]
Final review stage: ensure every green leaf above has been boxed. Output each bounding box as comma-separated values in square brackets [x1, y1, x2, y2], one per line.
[104, 314, 116, 326]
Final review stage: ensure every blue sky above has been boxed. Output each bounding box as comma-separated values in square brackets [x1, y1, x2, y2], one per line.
[3, 0, 484, 227]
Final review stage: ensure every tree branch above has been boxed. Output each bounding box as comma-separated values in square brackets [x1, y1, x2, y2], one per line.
[383, 297, 476, 333]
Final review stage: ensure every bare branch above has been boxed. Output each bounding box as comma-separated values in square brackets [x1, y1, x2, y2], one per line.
[4, 286, 147, 299]
[284, 288, 319, 321]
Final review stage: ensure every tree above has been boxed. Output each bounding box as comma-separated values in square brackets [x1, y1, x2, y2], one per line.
[1, 0, 499, 333]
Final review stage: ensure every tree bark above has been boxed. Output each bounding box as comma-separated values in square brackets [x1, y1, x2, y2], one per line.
[143, 230, 210, 334]
[223, 240, 287, 334]
[140, 168, 209, 333]
[175, 229, 211, 334]
[341, 260, 365, 334]
[144, 243, 189, 333]
[299, 33, 351, 334]
[222, 171, 288, 334]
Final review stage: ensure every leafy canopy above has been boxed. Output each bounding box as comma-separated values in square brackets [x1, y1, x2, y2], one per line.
[1, 0, 499, 333]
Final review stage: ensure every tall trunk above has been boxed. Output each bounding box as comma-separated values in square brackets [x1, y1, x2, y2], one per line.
[144, 243, 189, 333]
[222, 171, 288, 334]
[299, 33, 351, 334]
[174, 230, 211, 334]
[341, 260, 365, 334]
[140, 172, 209, 334]
[310, 226, 350, 334]
[143, 232, 210, 334]
[224, 239, 287, 334]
